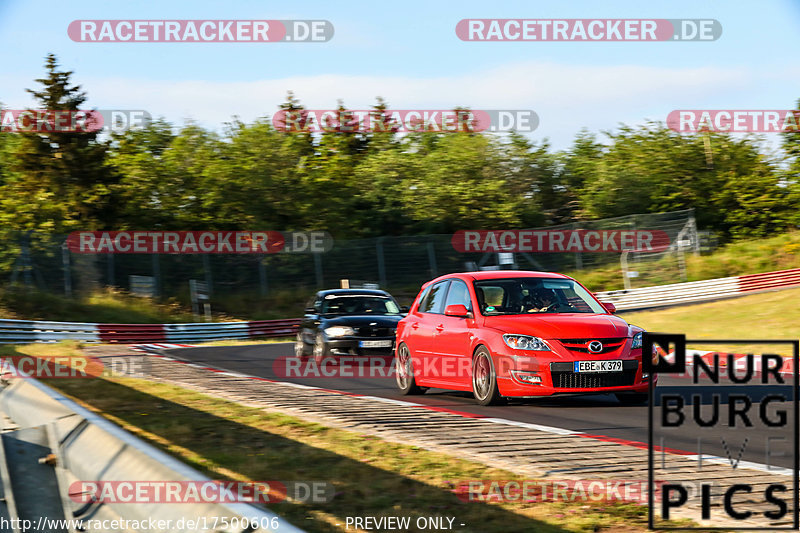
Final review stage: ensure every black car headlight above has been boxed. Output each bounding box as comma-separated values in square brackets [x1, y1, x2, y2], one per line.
[325, 326, 355, 338]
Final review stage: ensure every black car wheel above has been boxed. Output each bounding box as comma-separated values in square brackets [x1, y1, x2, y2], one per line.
[294, 332, 309, 358]
[395, 343, 425, 395]
[313, 332, 330, 365]
[472, 347, 504, 406]
[615, 393, 649, 405]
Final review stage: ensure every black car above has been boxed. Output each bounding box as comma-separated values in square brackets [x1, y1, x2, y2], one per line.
[295, 289, 407, 363]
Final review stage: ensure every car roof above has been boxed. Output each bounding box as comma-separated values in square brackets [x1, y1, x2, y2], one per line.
[426, 270, 572, 285]
[316, 289, 392, 297]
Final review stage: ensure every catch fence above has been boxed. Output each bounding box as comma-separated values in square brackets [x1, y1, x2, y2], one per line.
[2, 210, 703, 306]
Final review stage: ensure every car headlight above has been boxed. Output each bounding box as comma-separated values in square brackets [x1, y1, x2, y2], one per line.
[325, 326, 355, 338]
[503, 334, 551, 351]
[632, 332, 643, 349]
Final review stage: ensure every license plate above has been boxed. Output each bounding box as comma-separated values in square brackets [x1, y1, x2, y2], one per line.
[359, 340, 393, 348]
[574, 360, 623, 373]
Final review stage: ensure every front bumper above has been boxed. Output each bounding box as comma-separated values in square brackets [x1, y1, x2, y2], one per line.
[326, 337, 396, 356]
[495, 350, 653, 397]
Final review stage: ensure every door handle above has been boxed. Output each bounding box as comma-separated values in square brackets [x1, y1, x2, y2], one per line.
[435, 324, 444, 332]
[411, 323, 419, 329]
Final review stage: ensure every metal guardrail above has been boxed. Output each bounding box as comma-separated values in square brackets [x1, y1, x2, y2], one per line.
[596, 267, 800, 311]
[1, 268, 799, 342]
[0, 378, 305, 532]
[0, 319, 300, 344]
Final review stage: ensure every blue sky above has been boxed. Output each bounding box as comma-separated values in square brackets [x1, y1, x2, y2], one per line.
[1, 0, 798, 150]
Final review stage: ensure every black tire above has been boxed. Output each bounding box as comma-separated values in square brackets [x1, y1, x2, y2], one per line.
[313, 332, 330, 365]
[294, 332, 309, 358]
[395, 343, 425, 395]
[472, 346, 504, 406]
[615, 392, 649, 405]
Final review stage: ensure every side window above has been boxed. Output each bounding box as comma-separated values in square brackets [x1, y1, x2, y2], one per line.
[306, 296, 319, 313]
[415, 286, 431, 312]
[420, 281, 449, 314]
[444, 280, 472, 311]
[473, 284, 506, 314]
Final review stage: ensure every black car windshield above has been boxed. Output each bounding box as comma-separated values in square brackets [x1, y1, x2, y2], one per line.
[321, 295, 401, 315]
[473, 278, 606, 315]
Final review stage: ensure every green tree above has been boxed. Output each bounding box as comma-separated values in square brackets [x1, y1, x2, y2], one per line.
[1, 54, 117, 234]
[574, 123, 787, 238]
[107, 118, 176, 228]
[782, 99, 800, 228]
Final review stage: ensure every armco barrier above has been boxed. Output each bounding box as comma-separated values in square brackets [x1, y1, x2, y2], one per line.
[0, 319, 300, 344]
[596, 267, 800, 311]
[2, 268, 799, 343]
[0, 378, 305, 532]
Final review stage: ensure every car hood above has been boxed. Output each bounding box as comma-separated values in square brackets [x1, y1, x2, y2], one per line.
[482, 313, 632, 339]
[322, 315, 402, 327]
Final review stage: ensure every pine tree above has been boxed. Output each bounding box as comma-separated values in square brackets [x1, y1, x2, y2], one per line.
[2, 53, 117, 234]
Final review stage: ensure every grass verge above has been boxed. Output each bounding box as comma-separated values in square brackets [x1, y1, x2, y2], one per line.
[621, 287, 800, 355]
[566, 230, 800, 292]
[0, 343, 696, 532]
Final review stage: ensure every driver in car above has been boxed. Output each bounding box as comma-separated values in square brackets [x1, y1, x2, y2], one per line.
[523, 287, 558, 313]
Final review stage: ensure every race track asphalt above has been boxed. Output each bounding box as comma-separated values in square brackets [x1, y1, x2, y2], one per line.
[163, 343, 796, 469]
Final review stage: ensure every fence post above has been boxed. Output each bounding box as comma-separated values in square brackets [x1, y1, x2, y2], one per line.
[151, 254, 160, 298]
[258, 257, 268, 296]
[203, 254, 213, 297]
[376, 238, 387, 288]
[573, 223, 583, 270]
[313, 253, 324, 288]
[621, 251, 631, 290]
[62, 242, 72, 298]
[427, 241, 438, 278]
[688, 213, 700, 256]
[107, 252, 115, 287]
[10, 234, 35, 288]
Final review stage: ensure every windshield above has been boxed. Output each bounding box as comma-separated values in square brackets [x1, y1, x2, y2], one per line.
[473, 278, 606, 315]
[321, 295, 401, 315]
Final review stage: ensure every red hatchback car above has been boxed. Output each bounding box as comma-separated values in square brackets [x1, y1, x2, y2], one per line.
[395, 271, 656, 405]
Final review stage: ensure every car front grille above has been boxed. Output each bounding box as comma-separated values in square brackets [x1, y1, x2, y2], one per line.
[558, 338, 626, 354]
[550, 360, 639, 389]
[356, 326, 393, 337]
[551, 370, 637, 389]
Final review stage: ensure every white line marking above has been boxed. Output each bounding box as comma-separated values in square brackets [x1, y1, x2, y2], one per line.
[683, 455, 793, 477]
[482, 417, 582, 435]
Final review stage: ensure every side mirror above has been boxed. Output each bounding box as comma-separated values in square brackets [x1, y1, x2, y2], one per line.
[601, 302, 616, 314]
[444, 304, 471, 318]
